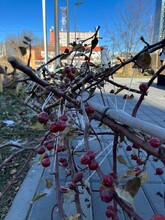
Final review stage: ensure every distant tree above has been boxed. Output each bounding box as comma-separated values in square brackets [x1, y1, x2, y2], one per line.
[103, 0, 155, 56]
[4, 30, 43, 57]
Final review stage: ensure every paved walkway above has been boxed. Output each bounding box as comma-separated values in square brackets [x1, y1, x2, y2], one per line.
[5, 78, 165, 220]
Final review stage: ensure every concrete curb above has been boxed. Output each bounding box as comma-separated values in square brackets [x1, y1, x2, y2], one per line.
[5, 156, 44, 220]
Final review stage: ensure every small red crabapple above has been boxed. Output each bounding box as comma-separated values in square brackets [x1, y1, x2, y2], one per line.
[85, 106, 95, 114]
[103, 174, 113, 187]
[59, 158, 67, 163]
[56, 120, 67, 131]
[41, 158, 51, 167]
[151, 214, 165, 220]
[139, 83, 148, 92]
[45, 142, 54, 151]
[86, 150, 95, 160]
[88, 159, 99, 170]
[126, 145, 132, 151]
[38, 111, 49, 124]
[155, 168, 164, 175]
[37, 146, 46, 154]
[72, 172, 83, 183]
[65, 66, 71, 74]
[68, 183, 76, 190]
[106, 205, 114, 218]
[80, 154, 91, 165]
[100, 188, 113, 203]
[59, 114, 68, 121]
[150, 137, 161, 148]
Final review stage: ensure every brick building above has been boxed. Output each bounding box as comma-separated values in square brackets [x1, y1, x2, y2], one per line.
[49, 26, 96, 47]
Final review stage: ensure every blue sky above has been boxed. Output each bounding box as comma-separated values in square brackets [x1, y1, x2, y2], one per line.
[0, 0, 155, 46]
[0, 0, 125, 44]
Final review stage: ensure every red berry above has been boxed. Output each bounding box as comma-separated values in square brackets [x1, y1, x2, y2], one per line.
[150, 137, 161, 148]
[18, 111, 24, 115]
[57, 145, 67, 152]
[41, 158, 51, 167]
[106, 205, 114, 218]
[100, 188, 113, 203]
[67, 72, 75, 81]
[59, 114, 68, 121]
[61, 160, 68, 168]
[80, 154, 91, 165]
[155, 168, 164, 175]
[85, 106, 95, 114]
[151, 214, 165, 220]
[71, 67, 76, 74]
[68, 183, 76, 190]
[73, 172, 83, 183]
[50, 72, 55, 78]
[45, 142, 54, 151]
[65, 66, 71, 74]
[100, 185, 105, 192]
[56, 120, 67, 131]
[49, 120, 66, 133]
[37, 146, 45, 154]
[86, 150, 95, 160]
[139, 83, 148, 92]
[103, 175, 113, 187]
[126, 145, 132, 151]
[59, 158, 67, 163]
[49, 121, 59, 133]
[38, 111, 49, 124]
[88, 159, 99, 170]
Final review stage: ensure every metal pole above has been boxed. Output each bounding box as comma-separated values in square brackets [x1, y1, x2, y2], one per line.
[74, 2, 83, 41]
[66, 0, 70, 48]
[74, 5, 77, 41]
[42, 0, 48, 64]
[54, 0, 59, 63]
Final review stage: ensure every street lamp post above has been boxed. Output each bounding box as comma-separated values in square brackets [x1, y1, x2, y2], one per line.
[66, 0, 70, 49]
[54, 0, 59, 66]
[42, 0, 48, 64]
[74, 1, 83, 41]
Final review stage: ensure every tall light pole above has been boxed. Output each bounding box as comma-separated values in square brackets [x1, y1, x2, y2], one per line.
[66, 0, 70, 49]
[42, 0, 48, 64]
[54, 0, 59, 64]
[74, 1, 83, 41]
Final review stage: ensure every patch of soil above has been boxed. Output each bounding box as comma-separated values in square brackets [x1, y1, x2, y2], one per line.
[0, 87, 47, 220]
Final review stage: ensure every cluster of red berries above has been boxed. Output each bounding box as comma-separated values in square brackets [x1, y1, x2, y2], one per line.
[49, 114, 68, 133]
[80, 150, 99, 170]
[37, 142, 54, 168]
